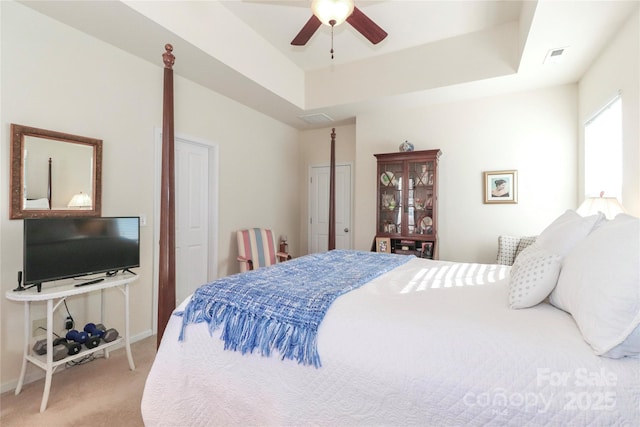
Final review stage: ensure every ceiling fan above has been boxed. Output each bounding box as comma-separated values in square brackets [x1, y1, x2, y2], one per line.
[291, 0, 387, 51]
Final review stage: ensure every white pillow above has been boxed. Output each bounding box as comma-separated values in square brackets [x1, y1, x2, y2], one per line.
[535, 210, 604, 256]
[550, 214, 640, 358]
[508, 244, 562, 309]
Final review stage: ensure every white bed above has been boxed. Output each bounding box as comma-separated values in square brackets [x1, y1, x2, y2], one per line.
[141, 255, 640, 426]
[24, 197, 50, 209]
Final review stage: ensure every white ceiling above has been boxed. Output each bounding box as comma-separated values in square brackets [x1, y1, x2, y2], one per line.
[221, 0, 524, 71]
[20, 1, 639, 129]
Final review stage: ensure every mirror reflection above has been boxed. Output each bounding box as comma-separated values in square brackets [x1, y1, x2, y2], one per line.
[24, 136, 94, 210]
[10, 124, 102, 219]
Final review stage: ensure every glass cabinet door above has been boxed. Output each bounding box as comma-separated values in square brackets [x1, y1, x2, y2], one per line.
[408, 160, 435, 236]
[378, 162, 403, 235]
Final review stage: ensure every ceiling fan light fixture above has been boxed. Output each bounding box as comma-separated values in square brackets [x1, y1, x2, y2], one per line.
[311, 0, 354, 27]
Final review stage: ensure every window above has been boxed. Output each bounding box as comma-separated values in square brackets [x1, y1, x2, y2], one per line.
[584, 95, 622, 200]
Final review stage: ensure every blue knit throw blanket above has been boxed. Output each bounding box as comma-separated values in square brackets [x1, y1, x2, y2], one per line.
[178, 250, 412, 367]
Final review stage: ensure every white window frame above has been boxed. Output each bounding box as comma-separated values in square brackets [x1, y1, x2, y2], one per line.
[584, 94, 622, 201]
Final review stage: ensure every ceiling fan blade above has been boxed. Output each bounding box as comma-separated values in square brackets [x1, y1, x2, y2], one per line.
[346, 6, 387, 45]
[291, 15, 322, 46]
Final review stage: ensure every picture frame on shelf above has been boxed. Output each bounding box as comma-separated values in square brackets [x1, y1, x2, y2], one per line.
[376, 237, 391, 253]
[383, 223, 397, 233]
[483, 170, 518, 204]
[421, 242, 433, 258]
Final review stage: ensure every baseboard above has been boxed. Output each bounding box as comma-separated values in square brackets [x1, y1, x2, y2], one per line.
[0, 329, 154, 395]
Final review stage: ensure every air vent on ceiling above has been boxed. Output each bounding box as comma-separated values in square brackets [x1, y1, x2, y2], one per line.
[544, 47, 568, 64]
[298, 113, 333, 124]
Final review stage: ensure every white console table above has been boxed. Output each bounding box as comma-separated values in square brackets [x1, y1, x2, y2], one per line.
[5, 272, 138, 412]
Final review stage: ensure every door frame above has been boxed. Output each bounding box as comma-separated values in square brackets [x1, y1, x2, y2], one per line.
[308, 162, 354, 253]
[152, 128, 219, 335]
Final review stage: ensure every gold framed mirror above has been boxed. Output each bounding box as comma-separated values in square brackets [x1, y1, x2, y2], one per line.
[10, 124, 102, 219]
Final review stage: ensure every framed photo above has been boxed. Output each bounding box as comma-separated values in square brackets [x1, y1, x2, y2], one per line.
[421, 242, 433, 259]
[376, 237, 391, 253]
[484, 170, 518, 204]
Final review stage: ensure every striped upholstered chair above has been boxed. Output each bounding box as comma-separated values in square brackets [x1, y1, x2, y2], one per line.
[236, 228, 291, 272]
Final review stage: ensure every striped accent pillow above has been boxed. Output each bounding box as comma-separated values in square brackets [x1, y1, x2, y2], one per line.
[237, 228, 277, 272]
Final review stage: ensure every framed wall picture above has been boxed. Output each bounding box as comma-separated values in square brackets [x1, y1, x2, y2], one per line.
[376, 237, 391, 253]
[484, 170, 518, 204]
[421, 242, 433, 259]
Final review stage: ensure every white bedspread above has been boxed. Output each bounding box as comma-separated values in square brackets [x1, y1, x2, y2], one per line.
[141, 258, 640, 426]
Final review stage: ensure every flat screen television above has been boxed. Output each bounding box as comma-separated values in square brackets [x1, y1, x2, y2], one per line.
[23, 217, 140, 288]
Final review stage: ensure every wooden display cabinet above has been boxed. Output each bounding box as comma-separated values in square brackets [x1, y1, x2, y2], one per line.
[374, 149, 441, 259]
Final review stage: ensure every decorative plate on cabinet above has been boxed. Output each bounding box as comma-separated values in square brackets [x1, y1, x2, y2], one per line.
[380, 172, 396, 186]
[420, 216, 433, 229]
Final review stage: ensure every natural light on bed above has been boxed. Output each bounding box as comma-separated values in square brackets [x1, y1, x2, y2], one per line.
[402, 263, 508, 293]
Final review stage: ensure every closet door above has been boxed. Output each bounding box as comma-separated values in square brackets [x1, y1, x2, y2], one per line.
[309, 164, 352, 253]
[175, 138, 209, 305]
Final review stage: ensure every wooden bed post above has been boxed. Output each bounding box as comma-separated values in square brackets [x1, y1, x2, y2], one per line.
[47, 157, 52, 209]
[328, 128, 336, 250]
[157, 44, 177, 348]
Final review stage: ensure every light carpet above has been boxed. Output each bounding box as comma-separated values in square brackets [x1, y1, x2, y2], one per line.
[1, 335, 156, 427]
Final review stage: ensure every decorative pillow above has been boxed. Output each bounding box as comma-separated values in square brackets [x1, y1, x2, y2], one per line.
[496, 235, 520, 265]
[514, 236, 537, 260]
[550, 214, 640, 358]
[535, 210, 604, 256]
[508, 244, 562, 309]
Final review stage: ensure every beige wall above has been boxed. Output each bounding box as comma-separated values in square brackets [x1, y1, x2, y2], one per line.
[1, 1, 298, 392]
[353, 85, 580, 263]
[173, 77, 300, 277]
[304, 8, 639, 264]
[300, 5, 639, 263]
[579, 7, 639, 217]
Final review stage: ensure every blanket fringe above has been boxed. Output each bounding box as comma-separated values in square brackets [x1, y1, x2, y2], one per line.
[180, 298, 320, 367]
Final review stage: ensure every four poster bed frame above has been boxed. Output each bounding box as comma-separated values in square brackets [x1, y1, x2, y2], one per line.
[24, 158, 52, 209]
[45, 157, 52, 209]
[157, 44, 177, 347]
[156, 44, 338, 346]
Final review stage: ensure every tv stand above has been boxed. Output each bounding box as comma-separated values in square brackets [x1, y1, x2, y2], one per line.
[5, 272, 138, 412]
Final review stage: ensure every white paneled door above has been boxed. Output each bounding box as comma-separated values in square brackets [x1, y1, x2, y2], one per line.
[309, 164, 352, 253]
[175, 138, 209, 306]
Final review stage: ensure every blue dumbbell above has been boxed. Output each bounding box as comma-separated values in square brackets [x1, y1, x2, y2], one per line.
[66, 329, 100, 349]
[84, 323, 118, 343]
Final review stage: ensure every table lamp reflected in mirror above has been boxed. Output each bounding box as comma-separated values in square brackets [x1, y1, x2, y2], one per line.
[67, 192, 92, 209]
